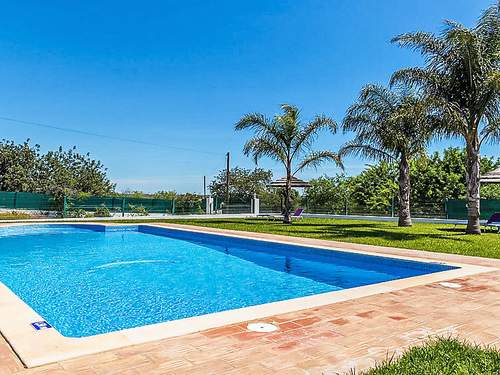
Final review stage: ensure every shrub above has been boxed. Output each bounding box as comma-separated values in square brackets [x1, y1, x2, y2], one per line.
[94, 205, 112, 217]
[129, 204, 149, 216]
[66, 208, 88, 218]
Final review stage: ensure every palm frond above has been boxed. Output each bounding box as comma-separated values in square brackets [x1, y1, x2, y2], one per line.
[234, 113, 270, 132]
[242, 137, 287, 166]
[338, 142, 396, 162]
[235, 112, 288, 150]
[391, 31, 448, 60]
[294, 151, 343, 175]
[342, 81, 438, 160]
[292, 115, 337, 157]
[390, 67, 440, 89]
[236, 105, 343, 176]
[391, 4, 499, 145]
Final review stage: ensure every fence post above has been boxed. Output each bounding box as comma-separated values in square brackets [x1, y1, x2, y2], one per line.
[121, 198, 126, 217]
[391, 196, 395, 218]
[205, 196, 213, 215]
[252, 194, 260, 216]
[172, 199, 176, 215]
[63, 196, 68, 218]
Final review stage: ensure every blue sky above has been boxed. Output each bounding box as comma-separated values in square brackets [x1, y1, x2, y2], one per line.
[0, 0, 496, 193]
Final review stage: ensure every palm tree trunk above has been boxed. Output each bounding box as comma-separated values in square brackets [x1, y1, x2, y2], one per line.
[283, 168, 292, 224]
[465, 142, 481, 234]
[398, 154, 412, 227]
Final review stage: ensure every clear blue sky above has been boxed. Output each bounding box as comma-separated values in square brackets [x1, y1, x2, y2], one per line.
[0, 0, 496, 193]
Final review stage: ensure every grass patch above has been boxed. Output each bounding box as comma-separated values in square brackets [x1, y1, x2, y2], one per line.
[356, 337, 500, 375]
[0, 211, 34, 220]
[100, 217, 500, 259]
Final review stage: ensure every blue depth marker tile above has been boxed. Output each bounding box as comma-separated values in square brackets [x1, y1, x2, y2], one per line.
[31, 321, 52, 330]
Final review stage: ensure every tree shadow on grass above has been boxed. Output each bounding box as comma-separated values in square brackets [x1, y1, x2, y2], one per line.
[436, 227, 470, 234]
[188, 218, 471, 243]
[206, 220, 381, 229]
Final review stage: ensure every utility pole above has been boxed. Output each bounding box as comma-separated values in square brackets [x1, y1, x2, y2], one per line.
[203, 175, 207, 197]
[225, 152, 230, 204]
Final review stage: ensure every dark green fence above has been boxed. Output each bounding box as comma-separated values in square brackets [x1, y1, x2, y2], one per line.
[0, 191, 206, 217]
[304, 200, 447, 218]
[2, 190, 498, 220]
[305, 199, 499, 220]
[0, 192, 57, 211]
[66, 196, 176, 215]
[446, 199, 500, 220]
[212, 197, 252, 214]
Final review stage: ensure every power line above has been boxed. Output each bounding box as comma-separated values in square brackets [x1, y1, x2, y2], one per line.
[0, 116, 221, 156]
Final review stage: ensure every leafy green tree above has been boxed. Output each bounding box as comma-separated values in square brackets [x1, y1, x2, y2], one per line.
[0, 140, 114, 202]
[341, 85, 435, 226]
[410, 148, 500, 203]
[118, 190, 151, 198]
[175, 193, 204, 214]
[305, 148, 500, 216]
[209, 167, 273, 202]
[38, 146, 115, 200]
[304, 175, 351, 214]
[235, 104, 342, 223]
[349, 162, 398, 212]
[152, 190, 177, 200]
[391, 4, 500, 233]
[0, 140, 41, 192]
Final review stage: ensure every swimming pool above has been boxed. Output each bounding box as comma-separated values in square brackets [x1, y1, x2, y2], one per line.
[0, 224, 457, 338]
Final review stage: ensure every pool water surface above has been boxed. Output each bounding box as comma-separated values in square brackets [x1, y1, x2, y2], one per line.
[0, 224, 457, 337]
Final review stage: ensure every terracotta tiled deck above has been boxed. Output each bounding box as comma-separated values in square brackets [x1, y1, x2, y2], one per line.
[1, 224, 499, 375]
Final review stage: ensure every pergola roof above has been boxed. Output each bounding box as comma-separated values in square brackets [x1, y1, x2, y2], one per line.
[480, 167, 500, 184]
[269, 176, 311, 188]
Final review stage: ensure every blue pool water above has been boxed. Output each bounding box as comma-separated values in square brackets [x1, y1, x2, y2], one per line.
[0, 224, 456, 337]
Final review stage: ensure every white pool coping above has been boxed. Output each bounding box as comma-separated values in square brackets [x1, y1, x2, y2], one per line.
[0, 223, 496, 368]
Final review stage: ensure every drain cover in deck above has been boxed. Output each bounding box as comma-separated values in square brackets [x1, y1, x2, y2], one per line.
[247, 322, 278, 333]
[439, 282, 462, 289]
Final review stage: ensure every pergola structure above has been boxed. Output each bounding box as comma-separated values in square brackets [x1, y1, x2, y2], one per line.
[480, 167, 500, 184]
[268, 176, 310, 213]
[269, 176, 311, 188]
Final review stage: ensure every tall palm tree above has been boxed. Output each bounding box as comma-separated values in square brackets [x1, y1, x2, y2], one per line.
[391, 4, 499, 234]
[341, 84, 435, 227]
[235, 104, 343, 224]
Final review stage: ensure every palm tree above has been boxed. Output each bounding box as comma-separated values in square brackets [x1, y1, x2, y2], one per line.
[235, 104, 343, 224]
[391, 4, 499, 234]
[341, 84, 435, 227]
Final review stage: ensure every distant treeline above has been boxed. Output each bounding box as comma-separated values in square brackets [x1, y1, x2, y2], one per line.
[305, 148, 500, 212]
[207, 147, 500, 210]
[1, 140, 498, 211]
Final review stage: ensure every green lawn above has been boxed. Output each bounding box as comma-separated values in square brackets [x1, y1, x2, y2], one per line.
[0, 212, 34, 220]
[109, 217, 500, 259]
[357, 338, 500, 375]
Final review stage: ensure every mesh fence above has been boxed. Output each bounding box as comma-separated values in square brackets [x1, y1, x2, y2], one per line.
[0, 191, 205, 217]
[446, 199, 500, 220]
[305, 200, 500, 219]
[66, 196, 176, 215]
[262, 199, 448, 218]
[213, 197, 252, 214]
[0, 192, 57, 211]
[1, 190, 499, 220]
